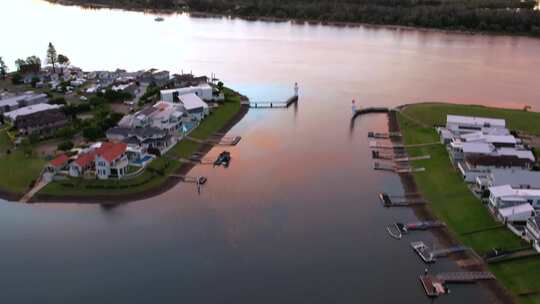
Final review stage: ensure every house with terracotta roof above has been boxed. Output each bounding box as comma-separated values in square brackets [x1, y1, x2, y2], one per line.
[46, 154, 70, 174]
[69, 151, 97, 178]
[94, 142, 129, 180]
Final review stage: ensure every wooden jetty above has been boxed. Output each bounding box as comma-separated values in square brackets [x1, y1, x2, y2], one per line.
[369, 141, 440, 150]
[437, 272, 495, 283]
[248, 95, 298, 108]
[169, 174, 206, 184]
[378, 192, 426, 207]
[419, 272, 495, 298]
[430, 245, 470, 258]
[419, 275, 446, 297]
[394, 155, 431, 162]
[367, 131, 402, 139]
[374, 162, 425, 173]
[186, 135, 241, 146]
[352, 107, 389, 119]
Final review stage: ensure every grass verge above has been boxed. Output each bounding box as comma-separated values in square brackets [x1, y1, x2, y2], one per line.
[398, 103, 540, 303]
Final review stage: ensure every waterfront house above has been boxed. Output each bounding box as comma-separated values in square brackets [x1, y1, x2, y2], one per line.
[46, 154, 70, 174]
[69, 151, 96, 178]
[488, 185, 540, 210]
[497, 203, 535, 224]
[446, 115, 506, 135]
[476, 169, 540, 193]
[457, 148, 535, 183]
[4, 104, 67, 136]
[95, 142, 129, 180]
[161, 83, 218, 102]
[119, 101, 184, 134]
[177, 93, 209, 121]
[106, 126, 172, 154]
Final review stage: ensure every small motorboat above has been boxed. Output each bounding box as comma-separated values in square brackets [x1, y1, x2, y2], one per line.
[386, 223, 403, 240]
[411, 241, 436, 263]
[198, 176, 208, 185]
[214, 151, 231, 167]
[155, 16, 164, 22]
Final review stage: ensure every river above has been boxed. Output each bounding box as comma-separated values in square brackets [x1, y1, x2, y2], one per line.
[1, 0, 540, 303]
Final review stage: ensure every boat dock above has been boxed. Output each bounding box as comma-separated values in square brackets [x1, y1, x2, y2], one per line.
[419, 272, 495, 297]
[367, 131, 402, 139]
[352, 107, 389, 119]
[374, 162, 426, 173]
[378, 192, 426, 207]
[169, 175, 207, 184]
[247, 95, 298, 108]
[185, 135, 242, 146]
[430, 245, 470, 258]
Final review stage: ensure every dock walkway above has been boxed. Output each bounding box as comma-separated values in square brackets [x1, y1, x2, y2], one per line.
[246, 95, 298, 108]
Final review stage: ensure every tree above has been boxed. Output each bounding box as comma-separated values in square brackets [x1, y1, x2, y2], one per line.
[57, 141, 74, 151]
[0, 57, 7, 80]
[46, 42, 58, 73]
[57, 54, 70, 75]
[16, 56, 41, 74]
[217, 81, 224, 92]
[83, 127, 102, 141]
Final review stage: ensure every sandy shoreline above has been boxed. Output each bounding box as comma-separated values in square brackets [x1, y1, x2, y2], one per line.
[387, 110, 516, 304]
[26, 104, 249, 205]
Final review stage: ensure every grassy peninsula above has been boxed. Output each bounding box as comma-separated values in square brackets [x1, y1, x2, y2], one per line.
[36, 89, 245, 202]
[398, 103, 540, 304]
[45, 0, 540, 37]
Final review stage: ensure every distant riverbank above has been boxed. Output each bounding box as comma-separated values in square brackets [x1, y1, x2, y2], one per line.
[43, 0, 540, 38]
[396, 103, 540, 304]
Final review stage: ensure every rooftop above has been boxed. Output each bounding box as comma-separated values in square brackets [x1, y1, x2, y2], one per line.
[5, 104, 62, 120]
[178, 93, 208, 111]
[447, 115, 506, 128]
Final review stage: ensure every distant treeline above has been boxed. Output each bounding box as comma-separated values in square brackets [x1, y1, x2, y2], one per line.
[48, 0, 540, 35]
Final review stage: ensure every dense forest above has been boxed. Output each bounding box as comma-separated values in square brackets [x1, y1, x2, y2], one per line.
[47, 0, 540, 35]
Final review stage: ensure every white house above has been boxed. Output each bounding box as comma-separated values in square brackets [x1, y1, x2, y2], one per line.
[476, 169, 540, 192]
[497, 203, 535, 223]
[120, 101, 184, 134]
[161, 84, 215, 102]
[178, 93, 209, 121]
[94, 142, 129, 180]
[489, 185, 540, 210]
[446, 115, 506, 135]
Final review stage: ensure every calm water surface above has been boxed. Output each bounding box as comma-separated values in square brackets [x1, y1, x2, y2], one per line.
[1, 0, 540, 303]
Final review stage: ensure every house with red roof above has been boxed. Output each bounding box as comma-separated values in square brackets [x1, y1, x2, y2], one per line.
[46, 154, 70, 174]
[94, 142, 129, 180]
[69, 151, 97, 178]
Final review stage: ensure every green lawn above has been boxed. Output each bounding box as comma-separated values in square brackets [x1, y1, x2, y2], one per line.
[40, 89, 242, 197]
[0, 130, 46, 194]
[399, 103, 540, 302]
[402, 102, 540, 135]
